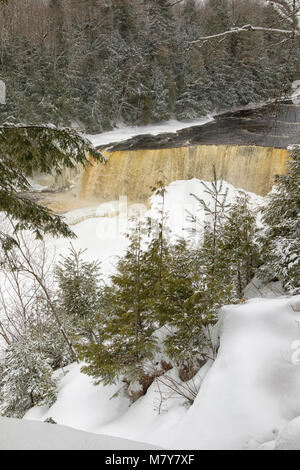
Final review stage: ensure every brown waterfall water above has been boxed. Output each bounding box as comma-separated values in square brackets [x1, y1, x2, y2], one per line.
[80, 144, 288, 204]
[33, 101, 300, 212]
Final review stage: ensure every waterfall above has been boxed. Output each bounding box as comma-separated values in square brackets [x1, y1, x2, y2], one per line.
[80, 144, 288, 202]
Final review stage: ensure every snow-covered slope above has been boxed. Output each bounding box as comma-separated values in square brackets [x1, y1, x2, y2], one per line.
[4, 177, 299, 449]
[171, 296, 300, 450]
[260, 416, 300, 450]
[25, 363, 130, 432]
[25, 296, 300, 450]
[0, 417, 159, 450]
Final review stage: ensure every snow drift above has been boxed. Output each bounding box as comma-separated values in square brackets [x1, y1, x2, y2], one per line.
[25, 295, 300, 450]
[171, 295, 300, 450]
[0, 417, 159, 450]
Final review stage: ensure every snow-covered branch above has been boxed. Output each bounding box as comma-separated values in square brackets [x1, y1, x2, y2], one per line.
[167, 0, 185, 7]
[189, 24, 300, 46]
[190, 0, 300, 45]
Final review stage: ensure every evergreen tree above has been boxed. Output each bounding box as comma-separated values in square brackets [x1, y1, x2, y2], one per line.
[0, 303, 72, 418]
[0, 124, 103, 246]
[204, 0, 231, 35]
[111, 0, 139, 41]
[144, 0, 175, 45]
[0, 334, 57, 418]
[189, 168, 230, 279]
[56, 246, 104, 343]
[262, 147, 300, 294]
[165, 243, 225, 363]
[79, 220, 157, 385]
[165, 171, 237, 362]
[221, 191, 260, 299]
[142, 182, 174, 326]
[150, 64, 172, 122]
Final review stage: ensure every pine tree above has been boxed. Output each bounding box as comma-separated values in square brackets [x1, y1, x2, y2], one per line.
[189, 168, 230, 279]
[142, 181, 181, 327]
[79, 220, 157, 385]
[111, 0, 139, 41]
[0, 334, 57, 418]
[0, 303, 71, 419]
[0, 125, 103, 246]
[165, 244, 223, 363]
[262, 147, 300, 294]
[165, 170, 237, 362]
[221, 191, 260, 299]
[150, 64, 172, 121]
[56, 246, 104, 343]
[144, 0, 175, 45]
[204, 0, 231, 35]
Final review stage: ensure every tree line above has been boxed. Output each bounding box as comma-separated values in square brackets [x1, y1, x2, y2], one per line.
[0, 0, 299, 132]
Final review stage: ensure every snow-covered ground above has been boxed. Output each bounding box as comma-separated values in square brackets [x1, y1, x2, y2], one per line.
[84, 117, 213, 148]
[25, 296, 300, 450]
[172, 296, 300, 450]
[0, 417, 159, 450]
[3, 176, 299, 450]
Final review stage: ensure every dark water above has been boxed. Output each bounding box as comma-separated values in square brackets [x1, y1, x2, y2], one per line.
[100, 101, 300, 152]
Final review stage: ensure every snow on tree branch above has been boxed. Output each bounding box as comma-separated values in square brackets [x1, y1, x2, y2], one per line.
[190, 0, 300, 46]
[189, 24, 300, 46]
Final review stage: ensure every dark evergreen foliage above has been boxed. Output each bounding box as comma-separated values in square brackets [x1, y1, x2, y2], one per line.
[0, 124, 104, 244]
[56, 245, 104, 342]
[261, 147, 300, 294]
[0, 0, 298, 132]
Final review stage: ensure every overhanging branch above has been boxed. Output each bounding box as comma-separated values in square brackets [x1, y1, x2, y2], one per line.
[189, 24, 300, 45]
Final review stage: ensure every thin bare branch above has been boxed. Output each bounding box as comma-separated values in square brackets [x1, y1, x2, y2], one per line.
[189, 24, 299, 46]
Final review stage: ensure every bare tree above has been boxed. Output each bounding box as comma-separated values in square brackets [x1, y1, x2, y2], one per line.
[0, 219, 78, 361]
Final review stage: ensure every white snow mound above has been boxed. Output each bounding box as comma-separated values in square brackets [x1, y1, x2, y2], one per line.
[25, 296, 300, 450]
[0, 417, 159, 450]
[171, 295, 300, 450]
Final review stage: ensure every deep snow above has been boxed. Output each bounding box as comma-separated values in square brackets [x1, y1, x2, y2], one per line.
[25, 295, 300, 450]
[171, 296, 300, 450]
[2, 176, 299, 450]
[0, 417, 159, 450]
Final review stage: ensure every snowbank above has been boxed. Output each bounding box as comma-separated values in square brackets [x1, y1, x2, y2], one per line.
[25, 296, 300, 450]
[263, 416, 300, 450]
[171, 296, 300, 450]
[85, 118, 213, 148]
[25, 363, 130, 432]
[0, 417, 159, 450]
[25, 361, 211, 449]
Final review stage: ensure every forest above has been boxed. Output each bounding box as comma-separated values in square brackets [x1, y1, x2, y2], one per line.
[0, 0, 300, 450]
[0, 0, 299, 132]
